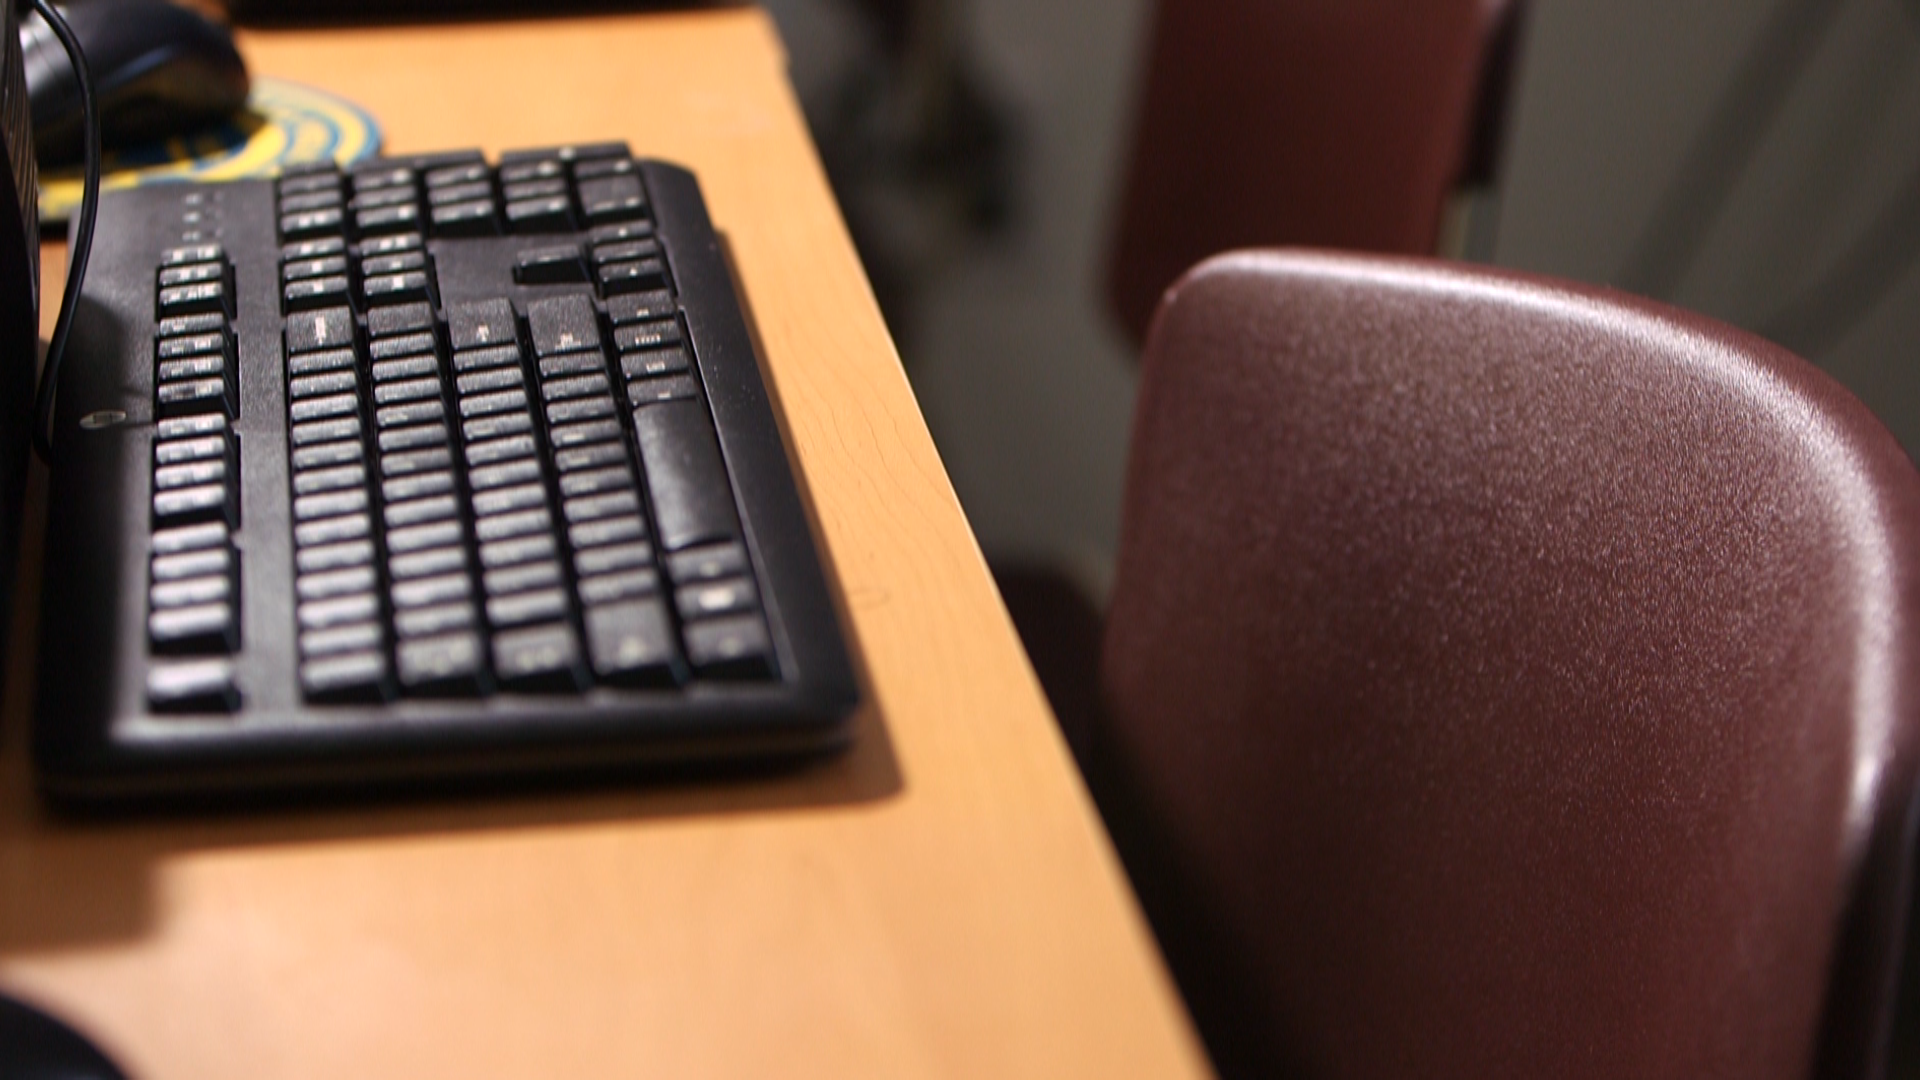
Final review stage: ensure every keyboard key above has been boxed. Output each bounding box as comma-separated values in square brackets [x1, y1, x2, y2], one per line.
[574, 156, 636, 181]
[281, 207, 344, 240]
[468, 456, 542, 490]
[155, 434, 228, 466]
[291, 441, 366, 481]
[578, 175, 647, 224]
[287, 347, 358, 376]
[378, 423, 449, 452]
[514, 244, 589, 285]
[301, 621, 384, 657]
[432, 200, 500, 237]
[156, 354, 228, 383]
[527, 295, 601, 357]
[158, 261, 224, 288]
[630, 399, 739, 550]
[491, 622, 586, 690]
[614, 319, 682, 353]
[377, 399, 447, 428]
[453, 344, 522, 372]
[620, 346, 691, 381]
[389, 545, 468, 580]
[465, 433, 537, 467]
[374, 376, 442, 405]
[449, 299, 518, 352]
[545, 396, 615, 426]
[456, 367, 524, 396]
[290, 392, 358, 423]
[386, 519, 463, 553]
[279, 189, 341, 214]
[382, 470, 456, 503]
[296, 539, 375, 574]
[506, 196, 573, 232]
[152, 546, 232, 581]
[675, 576, 757, 620]
[291, 416, 362, 446]
[392, 572, 472, 609]
[161, 242, 225, 266]
[582, 598, 683, 685]
[364, 270, 434, 305]
[150, 602, 238, 653]
[155, 458, 228, 491]
[285, 275, 352, 311]
[281, 235, 346, 260]
[289, 370, 358, 399]
[541, 373, 611, 402]
[626, 374, 699, 406]
[593, 239, 661, 267]
[154, 483, 235, 528]
[350, 186, 415, 211]
[550, 419, 622, 451]
[558, 465, 633, 499]
[483, 559, 562, 596]
[282, 254, 348, 281]
[156, 330, 229, 360]
[294, 488, 369, 521]
[300, 650, 393, 702]
[156, 376, 233, 418]
[356, 202, 422, 235]
[148, 659, 240, 713]
[362, 251, 427, 276]
[489, 587, 569, 627]
[503, 178, 566, 202]
[370, 331, 437, 361]
[472, 482, 549, 518]
[151, 573, 232, 609]
[157, 311, 230, 337]
[573, 540, 652, 576]
[459, 388, 529, 419]
[599, 258, 669, 295]
[156, 413, 228, 441]
[369, 301, 435, 338]
[296, 566, 378, 601]
[292, 463, 365, 496]
[395, 600, 477, 638]
[475, 507, 552, 543]
[286, 307, 355, 354]
[665, 540, 748, 583]
[294, 512, 371, 547]
[538, 352, 605, 379]
[606, 289, 675, 324]
[579, 568, 660, 606]
[480, 533, 557, 569]
[564, 490, 640, 523]
[398, 632, 486, 694]
[499, 159, 563, 184]
[382, 446, 453, 476]
[358, 231, 425, 258]
[152, 520, 229, 555]
[463, 412, 535, 444]
[568, 515, 646, 550]
[383, 493, 459, 529]
[372, 355, 439, 383]
[683, 614, 775, 678]
[554, 441, 627, 473]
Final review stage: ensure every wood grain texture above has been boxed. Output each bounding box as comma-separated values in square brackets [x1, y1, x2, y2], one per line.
[0, 10, 1211, 1079]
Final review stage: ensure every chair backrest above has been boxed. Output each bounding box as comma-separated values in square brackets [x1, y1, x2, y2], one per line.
[1104, 0, 1523, 347]
[1096, 250, 1920, 1080]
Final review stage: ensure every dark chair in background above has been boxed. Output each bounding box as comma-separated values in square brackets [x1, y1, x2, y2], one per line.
[1093, 250, 1920, 1079]
[1104, 0, 1524, 345]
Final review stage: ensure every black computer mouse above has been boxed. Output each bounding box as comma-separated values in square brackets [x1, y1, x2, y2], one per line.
[0, 992, 128, 1080]
[22, 0, 250, 167]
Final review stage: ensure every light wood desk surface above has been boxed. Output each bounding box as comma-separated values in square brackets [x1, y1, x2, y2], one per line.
[0, 9, 1209, 1079]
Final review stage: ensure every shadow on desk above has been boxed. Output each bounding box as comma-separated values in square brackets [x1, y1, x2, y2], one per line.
[0, 449, 901, 954]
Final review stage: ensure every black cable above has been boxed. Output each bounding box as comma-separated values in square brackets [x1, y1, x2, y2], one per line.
[27, 0, 99, 463]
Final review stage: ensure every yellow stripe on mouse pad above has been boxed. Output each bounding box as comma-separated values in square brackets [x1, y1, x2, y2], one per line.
[38, 77, 382, 224]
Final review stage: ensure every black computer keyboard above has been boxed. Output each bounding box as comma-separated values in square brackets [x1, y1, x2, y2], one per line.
[30, 142, 858, 805]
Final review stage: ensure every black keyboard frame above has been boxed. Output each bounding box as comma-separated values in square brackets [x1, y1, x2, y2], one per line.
[31, 152, 859, 805]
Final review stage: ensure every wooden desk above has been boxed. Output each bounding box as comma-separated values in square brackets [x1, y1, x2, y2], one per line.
[0, 9, 1209, 1078]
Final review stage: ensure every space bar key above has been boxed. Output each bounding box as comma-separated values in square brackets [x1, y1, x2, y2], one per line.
[630, 400, 741, 552]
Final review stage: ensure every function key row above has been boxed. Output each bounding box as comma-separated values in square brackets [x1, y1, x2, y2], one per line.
[147, 243, 245, 713]
[276, 142, 650, 245]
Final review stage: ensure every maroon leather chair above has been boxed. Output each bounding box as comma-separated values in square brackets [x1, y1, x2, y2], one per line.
[1105, 0, 1525, 346]
[1095, 251, 1920, 1079]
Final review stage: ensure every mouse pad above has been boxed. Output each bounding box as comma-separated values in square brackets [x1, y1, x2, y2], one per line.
[37, 77, 383, 224]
